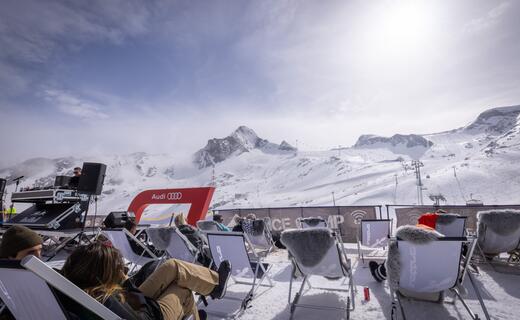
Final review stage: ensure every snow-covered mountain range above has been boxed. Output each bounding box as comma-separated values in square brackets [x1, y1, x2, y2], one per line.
[2, 105, 520, 215]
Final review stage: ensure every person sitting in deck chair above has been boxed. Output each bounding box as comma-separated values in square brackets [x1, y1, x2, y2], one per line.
[369, 213, 445, 282]
[231, 213, 257, 233]
[124, 219, 163, 258]
[62, 241, 232, 320]
[213, 214, 231, 231]
[0, 226, 44, 319]
[174, 213, 212, 267]
[0, 225, 43, 260]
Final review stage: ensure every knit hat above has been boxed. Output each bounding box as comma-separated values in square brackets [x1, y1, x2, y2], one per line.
[0, 225, 42, 258]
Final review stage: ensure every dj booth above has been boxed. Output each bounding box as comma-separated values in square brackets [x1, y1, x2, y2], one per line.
[4, 189, 88, 230]
[1, 162, 107, 260]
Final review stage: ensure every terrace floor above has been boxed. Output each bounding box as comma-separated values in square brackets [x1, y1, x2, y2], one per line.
[198, 245, 520, 320]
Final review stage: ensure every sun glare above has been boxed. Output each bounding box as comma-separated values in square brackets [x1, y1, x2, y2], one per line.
[362, 1, 439, 59]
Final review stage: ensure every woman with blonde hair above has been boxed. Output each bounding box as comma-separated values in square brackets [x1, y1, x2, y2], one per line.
[174, 213, 211, 267]
[61, 241, 231, 320]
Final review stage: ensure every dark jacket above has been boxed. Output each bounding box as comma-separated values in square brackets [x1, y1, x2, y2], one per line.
[178, 224, 204, 248]
[58, 280, 162, 320]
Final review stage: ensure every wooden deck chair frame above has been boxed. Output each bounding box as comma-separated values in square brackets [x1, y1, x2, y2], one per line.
[285, 230, 355, 320]
[146, 227, 201, 264]
[20, 256, 123, 320]
[390, 236, 490, 320]
[357, 219, 392, 264]
[100, 228, 158, 274]
[204, 231, 274, 318]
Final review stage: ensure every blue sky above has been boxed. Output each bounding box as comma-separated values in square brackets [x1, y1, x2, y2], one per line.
[1, 0, 520, 166]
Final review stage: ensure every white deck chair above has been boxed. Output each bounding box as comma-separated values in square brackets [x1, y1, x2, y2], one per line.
[390, 236, 490, 320]
[357, 219, 392, 263]
[298, 217, 328, 229]
[0, 259, 69, 320]
[435, 215, 467, 237]
[281, 228, 355, 319]
[203, 231, 274, 318]
[476, 210, 520, 266]
[197, 220, 221, 231]
[102, 228, 157, 273]
[242, 219, 275, 257]
[0, 257, 121, 320]
[146, 227, 199, 264]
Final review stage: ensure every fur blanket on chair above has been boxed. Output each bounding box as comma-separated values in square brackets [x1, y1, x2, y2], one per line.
[146, 228, 172, 251]
[477, 210, 520, 236]
[387, 226, 443, 290]
[436, 213, 460, 225]
[302, 217, 326, 227]
[281, 228, 335, 268]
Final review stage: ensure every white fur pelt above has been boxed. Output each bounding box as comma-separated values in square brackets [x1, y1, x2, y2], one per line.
[302, 217, 326, 227]
[145, 227, 172, 250]
[477, 209, 520, 236]
[281, 228, 334, 268]
[386, 225, 443, 290]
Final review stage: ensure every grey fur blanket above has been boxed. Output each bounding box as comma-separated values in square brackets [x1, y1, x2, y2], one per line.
[387, 226, 442, 290]
[281, 228, 334, 268]
[477, 210, 520, 236]
[302, 217, 326, 227]
[146, 227, 173, 250]
[436, 213, 460, 225]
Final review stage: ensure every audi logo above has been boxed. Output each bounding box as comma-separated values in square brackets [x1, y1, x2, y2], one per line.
[167, 192, 182, 200]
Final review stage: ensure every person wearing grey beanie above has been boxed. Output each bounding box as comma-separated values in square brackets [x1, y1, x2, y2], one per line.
[0, 225, 43, 260]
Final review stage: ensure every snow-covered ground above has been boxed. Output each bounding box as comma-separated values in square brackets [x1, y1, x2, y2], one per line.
[201, 246, 520, 320]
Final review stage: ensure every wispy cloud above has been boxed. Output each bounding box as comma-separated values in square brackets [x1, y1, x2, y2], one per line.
[44, 89, 109, 120]
[463, 1, 511, 34]
[1, 0, 520, 164]
[0, 0, 152, 63]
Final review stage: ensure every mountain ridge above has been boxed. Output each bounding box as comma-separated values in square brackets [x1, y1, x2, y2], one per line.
[2, 105, 520, 213]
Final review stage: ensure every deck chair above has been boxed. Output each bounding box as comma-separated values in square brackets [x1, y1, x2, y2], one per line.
[357, 219, 392, 264]
[102, 228, 158, 273]
[197, 220, 221, 231]
[204, 231, 274, 318]
[281, 228, 355, 319]
[0, 258, 121, 320]
[242, 218, 275, 257]
[435, 214, 467, 237]
[388, 226, 489, 320]
[476, 210, 520, 266]
[146, 227, 199, 264]
[298, 217, 328, 229]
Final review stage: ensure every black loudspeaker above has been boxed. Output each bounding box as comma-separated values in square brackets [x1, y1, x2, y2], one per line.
[104, 211, 135, 228]
[54, 176, 71, 188]
[77, 162, 106, 195]
[0, 178, 6, 196]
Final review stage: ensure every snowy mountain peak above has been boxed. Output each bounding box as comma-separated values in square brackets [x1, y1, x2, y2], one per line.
[230, 126, 262, 150]
[193, 126, 291, 169]
[463, 105, 520, 135]
[353, 134, 433, 159]
[279, 140, 297, 151]
[354, 134, 433, 148]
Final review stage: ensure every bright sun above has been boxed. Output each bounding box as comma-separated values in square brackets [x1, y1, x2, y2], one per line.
[363, 1, 439, 58]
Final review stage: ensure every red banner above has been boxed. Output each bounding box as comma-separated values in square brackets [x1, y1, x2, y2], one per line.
[128, 187, 215, 225]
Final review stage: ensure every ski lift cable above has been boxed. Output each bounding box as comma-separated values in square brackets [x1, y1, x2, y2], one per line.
[452, 166, 468, 202]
